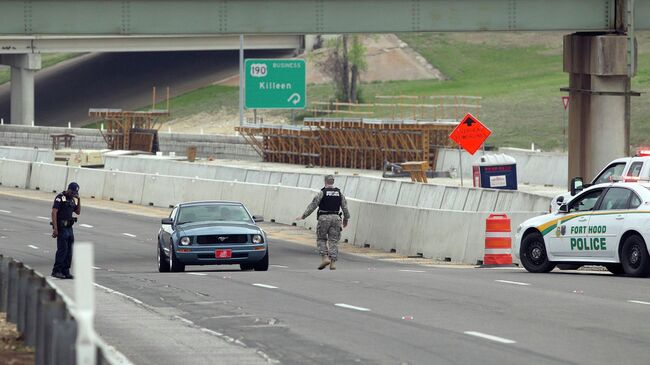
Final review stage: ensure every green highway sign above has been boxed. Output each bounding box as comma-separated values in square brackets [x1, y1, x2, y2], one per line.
[245, 59, 306, 109]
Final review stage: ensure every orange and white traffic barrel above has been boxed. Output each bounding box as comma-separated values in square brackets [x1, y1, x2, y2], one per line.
[482, 214, 515, 266]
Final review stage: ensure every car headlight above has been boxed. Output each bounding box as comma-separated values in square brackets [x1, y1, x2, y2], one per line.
[179, 236, 191, 246]
[252, 234, 264, 244]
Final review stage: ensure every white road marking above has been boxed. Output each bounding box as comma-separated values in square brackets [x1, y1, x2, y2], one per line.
[495, 280, 531, 286]
[28, 245, 39, 250]
[335, 303, 371, 312]
[464, 331, 516, 344]
[0, 210, 11, 214]
[270, 265, 289, 268]
[187, 273, 208, 276]
[93, 283, 144, 305]
[399, 269, 426, 273]
[37, 216, 50, 220]
[80, 224, 94, 228]
[174, 316, 195, 326]
[253, 283, 278, 289]
[92, 266, 101, 270]
[628, 300, 650, 306]
[122, 233, 136, 238]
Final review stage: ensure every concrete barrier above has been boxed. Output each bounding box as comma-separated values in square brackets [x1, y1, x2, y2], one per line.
[0, 159, 31, 189]
[245, 170, 272, 185]
[463, 189, 482, 211]
[342, 176, 360, 199]
[102, 171, 146, 205]
[376, 180, 402, 205]
[269, 172, 283, 185]
[440, 187, 469, 211]
[340, 198, 362, 244]
[476, 189, 499, 212]
[142, 175, 187, 208]
[221, 182, 269, 216]
[280, 173, 299, 187]
[396, 182, 422, 207]
[263, 185, 318, 228]
[355, 177, 381, 202]
[297, 174, 314, 188]
[29, 163, 69, 193]
[417, 185, 446, 209]
[495, 190, 515, 212]
[354, 202, 418, 253]
[0, 146, 54, 163]
[409, 209, 473, 261]
[214, 166, 247, 182]
[66, 167, 107, 199]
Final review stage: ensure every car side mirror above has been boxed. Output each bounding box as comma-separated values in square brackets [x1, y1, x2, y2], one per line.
[556, 195, 565, 205]
[558, 204, 569, 213]
[570, 177, 584, 196]
[161, 217, 174, 225]
[253, 215, 264, 223]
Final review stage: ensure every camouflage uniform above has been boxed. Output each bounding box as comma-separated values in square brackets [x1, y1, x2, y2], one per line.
[301, 186, 351, 262]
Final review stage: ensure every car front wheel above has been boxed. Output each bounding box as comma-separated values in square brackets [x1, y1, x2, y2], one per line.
[620, 235, 650, 277]
[254, 252, 269, 271]
[157, 241, 169, 273]
[520, 232, 556, 273]
[169, 242, 185, 272]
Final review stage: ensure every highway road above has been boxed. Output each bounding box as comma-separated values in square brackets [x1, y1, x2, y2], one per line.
[1, 190, 650, 365]
[0, 49, 292, 127]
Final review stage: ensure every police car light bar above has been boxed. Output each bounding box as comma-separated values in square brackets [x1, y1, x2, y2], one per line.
[611, 175, 650, 183]
[635, 148, 650, 157]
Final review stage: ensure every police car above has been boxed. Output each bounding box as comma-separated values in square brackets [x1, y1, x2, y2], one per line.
[515, 181, 650, 277]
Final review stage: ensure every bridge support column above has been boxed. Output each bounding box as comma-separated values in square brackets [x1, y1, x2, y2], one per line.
[563, 33, 637, 185]
[0, 54, 41, 125]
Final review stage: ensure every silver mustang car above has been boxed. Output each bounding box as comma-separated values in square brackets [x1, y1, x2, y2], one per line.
[157, 201, 269, 272]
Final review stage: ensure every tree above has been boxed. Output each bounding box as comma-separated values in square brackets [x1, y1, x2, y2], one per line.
[319, 34, 367, 103]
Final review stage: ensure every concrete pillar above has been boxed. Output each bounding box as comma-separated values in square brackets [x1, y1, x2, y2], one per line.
[563, 34, 636, 184]
[0, 54, 41, 125]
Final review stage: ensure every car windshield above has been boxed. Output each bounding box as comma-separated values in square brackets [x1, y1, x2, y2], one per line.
[176, 204, 251, 224]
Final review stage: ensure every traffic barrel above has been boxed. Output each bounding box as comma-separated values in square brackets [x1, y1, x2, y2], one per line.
[482, 214, 515, 267]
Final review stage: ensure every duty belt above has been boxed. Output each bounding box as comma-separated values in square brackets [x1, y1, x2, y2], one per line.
[58, 220, 75, 228]
[317, 210, 340, 217]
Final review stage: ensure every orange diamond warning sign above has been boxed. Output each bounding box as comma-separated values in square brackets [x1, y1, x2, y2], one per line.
[449, 113, 491, 155]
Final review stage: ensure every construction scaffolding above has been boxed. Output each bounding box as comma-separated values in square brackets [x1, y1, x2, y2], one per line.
[236, 118, 457, 171]
[89, 87, 170, 152]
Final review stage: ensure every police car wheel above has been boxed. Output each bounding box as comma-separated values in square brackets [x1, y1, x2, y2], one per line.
[620, 235, 650, 277]
[520, 233, 556, 273]
[169, 243, 185, 272]
[605, 264, 625, 275]
[157, 243, 170, 273]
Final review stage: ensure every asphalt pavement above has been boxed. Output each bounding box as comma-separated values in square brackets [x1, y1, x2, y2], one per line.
[1, 190, 650, 365]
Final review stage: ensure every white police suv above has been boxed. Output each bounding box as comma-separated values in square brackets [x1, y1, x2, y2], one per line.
[515, 181, 650, 277]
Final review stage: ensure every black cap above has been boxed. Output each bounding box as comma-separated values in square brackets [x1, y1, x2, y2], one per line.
[67, 182, 79, 193]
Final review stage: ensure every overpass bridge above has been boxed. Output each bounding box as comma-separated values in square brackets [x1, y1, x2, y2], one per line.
[0, 0, 648, 182]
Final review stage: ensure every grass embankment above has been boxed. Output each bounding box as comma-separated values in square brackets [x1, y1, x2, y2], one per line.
[0, 53, 82, 85]
[102, 32, 650, 151]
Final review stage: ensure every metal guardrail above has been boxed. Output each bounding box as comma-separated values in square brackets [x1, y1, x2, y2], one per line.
[0, 248, 132, 365]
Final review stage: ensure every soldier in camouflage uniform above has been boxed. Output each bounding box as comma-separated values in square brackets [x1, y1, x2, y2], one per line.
[296, 175, 350, 270]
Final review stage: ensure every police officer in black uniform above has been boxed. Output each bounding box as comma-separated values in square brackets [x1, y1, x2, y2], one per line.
[51, 182, 81, 279]
[296, 175, 351, 270]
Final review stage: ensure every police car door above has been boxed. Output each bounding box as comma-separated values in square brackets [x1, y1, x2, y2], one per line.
[552, 188, 605, 257]
[587, 187, 637, 259]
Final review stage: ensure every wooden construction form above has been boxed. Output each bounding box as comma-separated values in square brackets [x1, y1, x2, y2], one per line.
[236, 118, 457, 171]
[89, 109, 169, 152]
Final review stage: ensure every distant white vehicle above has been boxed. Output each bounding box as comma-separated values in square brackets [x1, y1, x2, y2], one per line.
[516, 182, 650, 277]
[550, 154, 650, 212]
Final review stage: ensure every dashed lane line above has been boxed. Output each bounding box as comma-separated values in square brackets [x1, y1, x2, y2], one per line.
[399, 269, 426, 273]
[122, 233, 137, 238]
[335, 303, 371, 312]
[628, 300, 650, 306]
[37, 216, 50, 220]
[495, 280, 531, 286]
[270, 265, 289, 268]
[0, 210, 11, 214]
[92, 266, 101, 270]
[28, 245, 39, 250]
[80, 224, 94, 228]
[187, 273, 208, 276]
[464, 331, 516, 344]
[253, 283, 278, 289]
